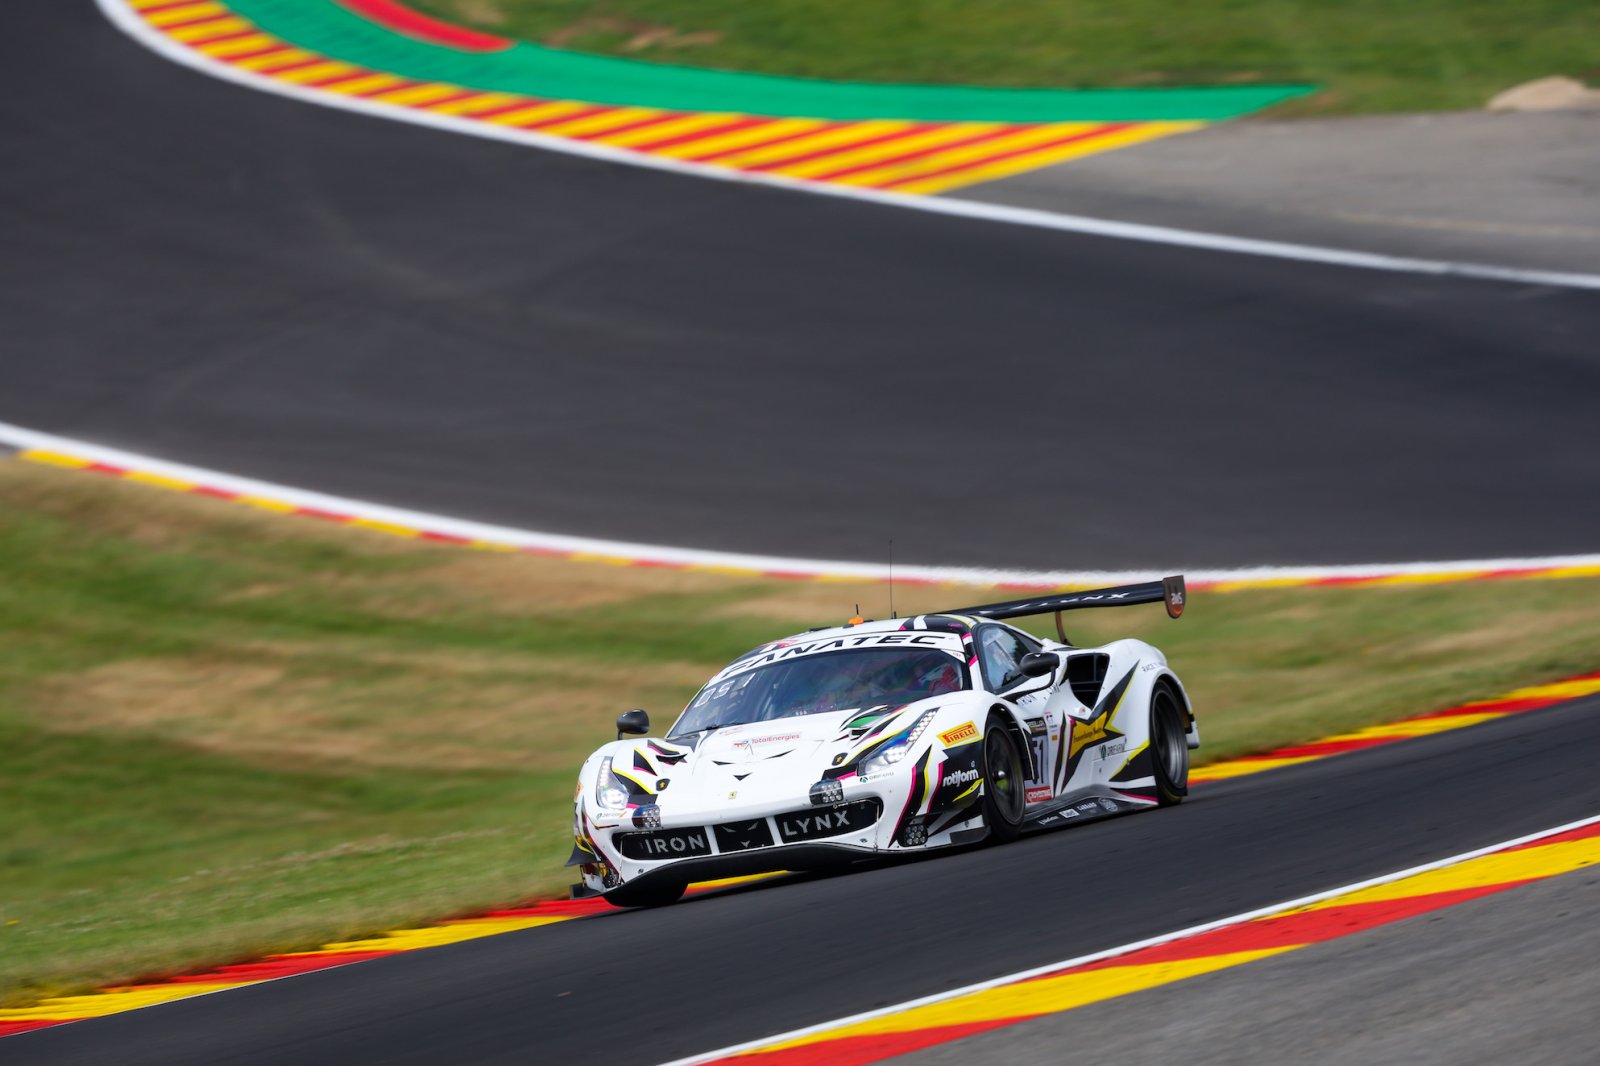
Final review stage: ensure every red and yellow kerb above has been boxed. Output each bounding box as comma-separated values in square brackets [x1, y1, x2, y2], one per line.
[124, 0, 1198, 195]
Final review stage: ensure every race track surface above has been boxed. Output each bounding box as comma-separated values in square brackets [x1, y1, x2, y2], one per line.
[9, 694, 1600, 1064]
[6, 9, 1600, 1058]
[4, 0, 1600, 571]
[904, 862, 1600, 1066]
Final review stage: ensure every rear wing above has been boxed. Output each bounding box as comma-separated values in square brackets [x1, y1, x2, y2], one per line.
[941, 575, 1185, 640]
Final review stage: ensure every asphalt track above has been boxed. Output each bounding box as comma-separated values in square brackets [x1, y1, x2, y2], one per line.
[5, 4, 1600, 1060]
[5, 0, 1600, 572]
[11, 694, 1600, 1064]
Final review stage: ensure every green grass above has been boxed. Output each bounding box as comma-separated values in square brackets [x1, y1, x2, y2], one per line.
[2, 458, 1598, 1005]
[410, 0, 1598, 114]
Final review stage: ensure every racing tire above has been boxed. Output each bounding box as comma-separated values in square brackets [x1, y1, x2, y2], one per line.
[604, 879, 686, 909]
[980, 714, 1026, 843]
[1150, 686, 1189, 807]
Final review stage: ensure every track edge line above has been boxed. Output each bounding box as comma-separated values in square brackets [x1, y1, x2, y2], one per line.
[655, 809, 1600, 1065]
[6, 418, 1600, 589]
[95, 0, 1600, 292]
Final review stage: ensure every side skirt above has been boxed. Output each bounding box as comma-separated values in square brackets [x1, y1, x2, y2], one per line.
[1022, 785, 1156, 831]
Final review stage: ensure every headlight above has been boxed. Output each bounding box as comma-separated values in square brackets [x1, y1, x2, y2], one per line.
[594, 757, 628, 811]
[859, 710, 937, 775]
[860, 739, 911, 775]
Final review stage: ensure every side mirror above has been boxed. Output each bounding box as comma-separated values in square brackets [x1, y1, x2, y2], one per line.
[616, 709, 650, 740]
[1019, 651, 1061, 678]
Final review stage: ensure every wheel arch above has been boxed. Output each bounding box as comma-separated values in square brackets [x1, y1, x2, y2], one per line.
[987, 703, 1036, 779]
[1152, 672, 1198, 749]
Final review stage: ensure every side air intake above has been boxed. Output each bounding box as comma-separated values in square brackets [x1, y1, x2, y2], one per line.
[1065, 654, 1109, 707]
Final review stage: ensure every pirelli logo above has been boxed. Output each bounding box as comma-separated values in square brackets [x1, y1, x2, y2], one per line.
[939, 722, 978, 746]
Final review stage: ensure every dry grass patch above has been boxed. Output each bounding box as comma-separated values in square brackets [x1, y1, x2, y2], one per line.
[3, 455, 1599, 1003]
[34, 649, 709, 771]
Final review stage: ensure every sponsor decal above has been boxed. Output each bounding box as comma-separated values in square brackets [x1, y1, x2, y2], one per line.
[743, 732, 801, 746]
[618, 828, 711, 860]
[943, 767, 981, 788]
[782, 811, 847, 835]
[776, 800, 880, 842]
[731, 731, 801, 759]
[939, 721, 979, 746]
[645, 833, 703, 856]
[720, 633, 962, 677]
[1097, 740, 1127, 760]
[1026, 786, 1053, 804]
[1069, 714, 1110, 756]
[1099, 797, 1118, 812]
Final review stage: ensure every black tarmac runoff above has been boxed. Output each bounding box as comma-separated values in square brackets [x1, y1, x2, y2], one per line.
[4, 0, 1600, 572]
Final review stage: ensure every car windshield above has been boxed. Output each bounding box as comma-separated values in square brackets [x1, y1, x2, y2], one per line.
[670, 648, 968, 736]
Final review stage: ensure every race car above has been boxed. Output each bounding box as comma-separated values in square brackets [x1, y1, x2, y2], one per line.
[569, 576, 1196, 906]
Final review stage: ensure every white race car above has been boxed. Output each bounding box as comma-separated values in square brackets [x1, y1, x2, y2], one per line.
[569, 577, 1195, 906]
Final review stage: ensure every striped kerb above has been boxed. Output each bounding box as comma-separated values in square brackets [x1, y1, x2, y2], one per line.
[121, 0, 1202, 195]
[21, 447, 1600, 592]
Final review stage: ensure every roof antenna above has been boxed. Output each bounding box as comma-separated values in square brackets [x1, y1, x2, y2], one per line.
[889, 538, 896, 619]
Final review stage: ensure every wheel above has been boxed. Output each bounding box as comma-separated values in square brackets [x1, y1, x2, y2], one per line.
[603, 879, 686, 908]
[981, 714, 1026, 842]
[1151, 686, 1189, 806]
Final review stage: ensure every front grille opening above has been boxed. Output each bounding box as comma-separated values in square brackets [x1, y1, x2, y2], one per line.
[713, 818, 775, 852]
[1066, 653, 1109, 707]
[616, 827, 713, 861]
[616, 800, 884, 861]
[775, 800, 881, 843]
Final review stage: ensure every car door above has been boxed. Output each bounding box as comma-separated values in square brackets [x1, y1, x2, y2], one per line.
[975, 624, 1057, 805]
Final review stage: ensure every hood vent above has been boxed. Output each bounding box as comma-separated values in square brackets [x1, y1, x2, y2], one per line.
[1066, 654, 1110, 706]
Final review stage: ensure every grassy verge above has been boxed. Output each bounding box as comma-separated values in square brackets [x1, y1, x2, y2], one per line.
[408, 0, 1596, 115]
[3, 457, 1598, 1004]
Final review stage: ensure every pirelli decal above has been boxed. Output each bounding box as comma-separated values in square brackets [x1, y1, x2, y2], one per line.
[939, 721, 978, 746]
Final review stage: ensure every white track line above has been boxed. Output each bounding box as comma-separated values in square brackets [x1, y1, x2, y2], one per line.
[6, 419, 1600, 587]
[97, 0, 1600, 292]
[657, 811, 1600, 1066]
